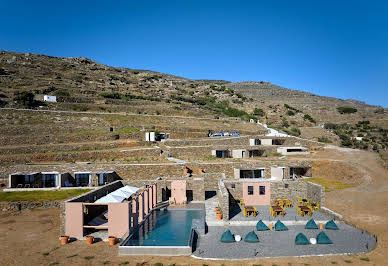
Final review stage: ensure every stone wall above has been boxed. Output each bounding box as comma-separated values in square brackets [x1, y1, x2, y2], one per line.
[218, 180, 230, 221]
[0, 160, 313, 187]
[67, 180, 123, 203]
[270, 180, 325, 206]
[270, 180, 308, 205]
[0, 200, 62, 212]
[306, 181, 325, 206]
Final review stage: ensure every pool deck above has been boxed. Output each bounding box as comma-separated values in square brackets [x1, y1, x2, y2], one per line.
[192, 223, 377, 259]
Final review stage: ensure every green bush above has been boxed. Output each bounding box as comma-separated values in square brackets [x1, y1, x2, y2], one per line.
[283, 127, 301, 136]
[303, 114, 316, 123]
[253, 108, 265, 117]
[337, 106, 357, 114]
[13, 91, 36, 107]
[287, 110, 295, 116]
[54, 90, 70, 97]
[100, 92, 122, 99]
[324, 123, 338, 130]
[318, 136, 332, 143]
[284, 104, 301, 113]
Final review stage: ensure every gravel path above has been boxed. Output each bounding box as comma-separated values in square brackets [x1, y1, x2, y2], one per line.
[193, 223, 376, 259]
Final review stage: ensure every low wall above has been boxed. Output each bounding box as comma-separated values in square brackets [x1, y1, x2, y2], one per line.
[218, 180, 230, 221]
[0, 200, 62, 212]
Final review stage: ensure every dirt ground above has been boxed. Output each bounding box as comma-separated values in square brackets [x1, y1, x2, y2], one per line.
[1, 147, 387, 266]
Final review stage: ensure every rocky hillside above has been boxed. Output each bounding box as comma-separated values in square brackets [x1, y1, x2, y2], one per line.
[0, 51, 387, 152]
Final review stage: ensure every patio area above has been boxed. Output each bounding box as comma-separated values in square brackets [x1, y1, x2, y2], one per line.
[192, 223, 377, 259]
[229, 205, 335, 222]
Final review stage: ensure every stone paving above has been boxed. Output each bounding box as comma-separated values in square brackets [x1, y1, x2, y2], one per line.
[204, 194, 222, 225]
[192, 223, 377, 259]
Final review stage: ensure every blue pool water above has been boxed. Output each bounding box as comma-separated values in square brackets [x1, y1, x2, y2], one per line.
[123, 209, 202, 246]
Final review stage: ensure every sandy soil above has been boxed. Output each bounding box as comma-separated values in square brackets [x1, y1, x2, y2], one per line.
[1, 147, 387, 265]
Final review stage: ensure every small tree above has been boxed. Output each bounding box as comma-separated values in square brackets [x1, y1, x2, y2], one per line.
[13, 91, 35, 107]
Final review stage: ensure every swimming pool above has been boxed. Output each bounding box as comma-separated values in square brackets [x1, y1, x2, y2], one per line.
[122, 209, 202, 247]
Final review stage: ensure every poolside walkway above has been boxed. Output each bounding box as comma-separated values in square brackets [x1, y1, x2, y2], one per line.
[193, 223, 377, 259]
[204, 195, 223, 225]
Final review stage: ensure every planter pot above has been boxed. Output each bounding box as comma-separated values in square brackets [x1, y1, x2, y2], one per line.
[183, 168, 189, 174]
[319, 223, 324, 230]
[197, 168, 203, 173]
[60, 236, 69, 245]
[268, 223, 273, 230]
[86, 236, 94, 245]
[216, 213, 223, 220]
[108, 236, 116, 246]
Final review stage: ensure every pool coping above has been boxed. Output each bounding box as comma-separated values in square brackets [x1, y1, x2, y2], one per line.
[119, 206, 205, 256]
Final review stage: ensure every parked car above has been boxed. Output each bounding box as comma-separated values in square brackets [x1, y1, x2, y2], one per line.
[230, 131, 240, 136]
[212, 132, 224, 137]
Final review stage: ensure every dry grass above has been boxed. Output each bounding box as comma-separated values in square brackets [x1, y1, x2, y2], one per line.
[0, 189, 91, 202]
[302, 177, 355, 192]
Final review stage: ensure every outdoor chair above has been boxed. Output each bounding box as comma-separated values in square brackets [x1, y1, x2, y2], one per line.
[16, 184, 23, 188]
[33, 184, 40, 188]
[242, 204, 248, 217]
[24, 184, 30, 188]
[297, 197, 303, 205]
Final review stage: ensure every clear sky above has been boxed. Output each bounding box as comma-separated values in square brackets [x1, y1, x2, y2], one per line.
[1, 0, 387, 107]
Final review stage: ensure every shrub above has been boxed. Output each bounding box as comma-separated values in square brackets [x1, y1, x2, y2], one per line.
[283, 127, 301, 136]
[13, 91, 36, 107]
[337, 106, 357, 114]
[287, 110, 295, 116]
[284, 104, 301, 113]
[324, 123, 338, 130]
[100, 92, 122, 99]
[72, 105, 89, 112]
[54, 90, 70, 97]
[253, 108, 265, 117]
[303, 114, 316, 123]
[318, 136, 332, 143]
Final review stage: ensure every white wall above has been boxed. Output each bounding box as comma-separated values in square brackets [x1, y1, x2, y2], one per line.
[43, 95, 57, 102]
[261, 139, 273, 145]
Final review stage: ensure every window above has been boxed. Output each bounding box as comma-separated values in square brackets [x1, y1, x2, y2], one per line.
[24, 174, 35, 185]
[231, 184, 235, 189]
[240, 169, 264, 179]
[254, 139, 261, 145]
[75, 173, 90, 187]
[42, 174, 57, 187]
[98, 173, 108, 186]
[285, 183, 289, 188]
[259, 186, 265, 195]
[248, 186, 254, 195]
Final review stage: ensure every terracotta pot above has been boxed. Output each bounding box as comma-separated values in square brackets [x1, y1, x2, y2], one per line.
[216, 213, 223, 220]
[268, 223, 273, 230]
[60, 236, 69, 245]
[108, 236, 116, 246]
[197, 168, 203, 173]
[183, 168, 189, 174]
[86, 236, 94, 245]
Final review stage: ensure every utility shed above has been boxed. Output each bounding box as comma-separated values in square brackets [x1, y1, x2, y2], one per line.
[43, 95, 57, 102]
[277, 147, 309, 155]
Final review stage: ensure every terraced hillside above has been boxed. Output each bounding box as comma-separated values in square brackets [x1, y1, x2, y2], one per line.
[0, 51, 387, 158]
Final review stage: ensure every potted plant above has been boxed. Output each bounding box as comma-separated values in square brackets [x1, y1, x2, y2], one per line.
[197, 168, 203, 173]
[216, 209, 223, 220]
[108, 236, 116, 246]
[60, 235, 69, 245]
[183, 167, 189, 174]
[86, 235, 94, 245]
[215, 205, 221, 212]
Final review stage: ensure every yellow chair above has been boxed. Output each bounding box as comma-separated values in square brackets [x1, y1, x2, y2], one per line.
[297, 197, 303, 206]
[270, 206, 274, 217]
[242, 204, 247, 217]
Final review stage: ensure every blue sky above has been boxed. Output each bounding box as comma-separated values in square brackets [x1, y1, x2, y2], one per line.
[1, 0, 387, 107]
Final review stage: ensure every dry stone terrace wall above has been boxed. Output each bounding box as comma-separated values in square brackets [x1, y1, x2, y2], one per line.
[165, 135, 258, 147]
[0, 147, 163, 165]
[0, 160, 312, 185]
[169, 145, 276, 158]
